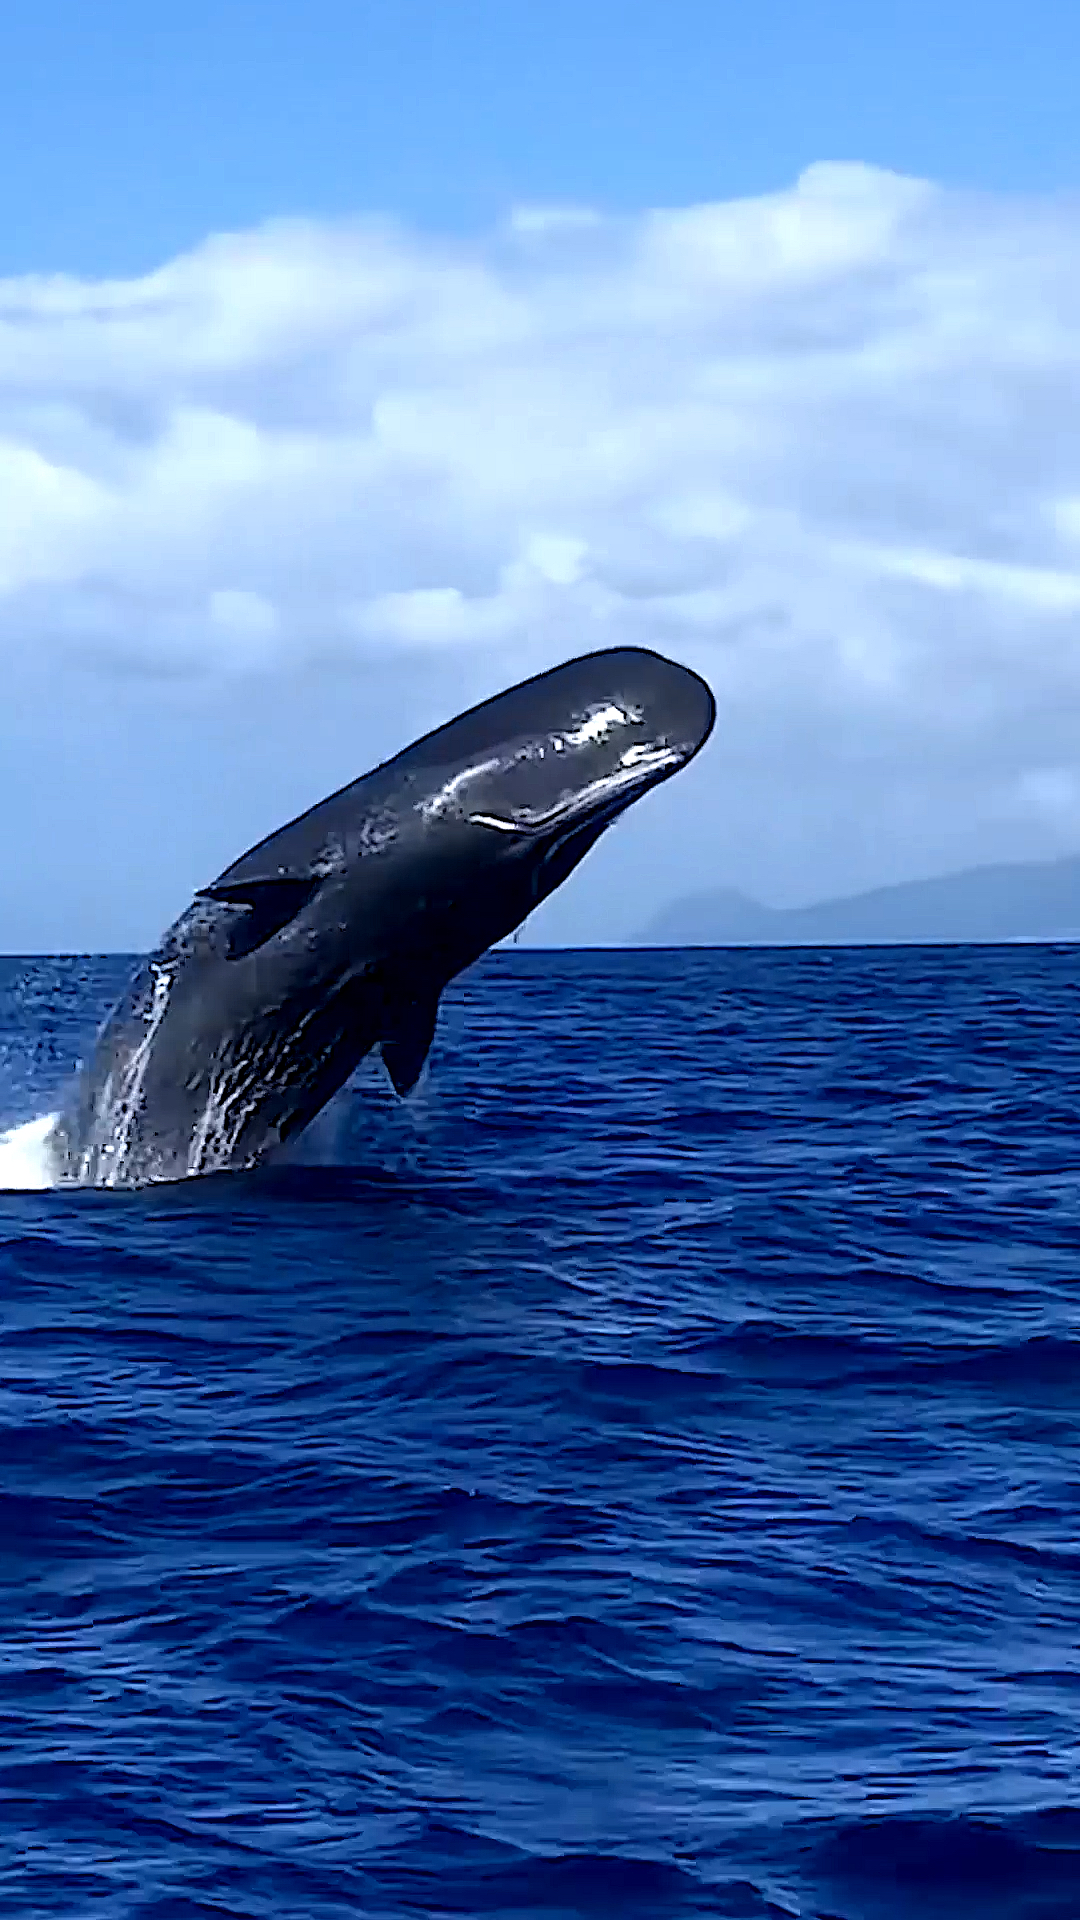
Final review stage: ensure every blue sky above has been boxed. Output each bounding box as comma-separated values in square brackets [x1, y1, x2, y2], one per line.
[3, 0, 1076, 275]
[1, 0, 1079, 949]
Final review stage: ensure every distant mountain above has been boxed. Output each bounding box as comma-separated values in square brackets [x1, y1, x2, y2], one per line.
[639, 856, 1080, 946]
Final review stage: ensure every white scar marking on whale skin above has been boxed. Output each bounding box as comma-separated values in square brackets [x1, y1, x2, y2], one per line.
[423, 705, 667, 835]
[418, 756, 503, 821]
[467, 743, 683, 834]
[355, 814, 397, 857]
[561, 702, 642, 748]
[541, 746, 682, 820]
[468, 812, 519, 833]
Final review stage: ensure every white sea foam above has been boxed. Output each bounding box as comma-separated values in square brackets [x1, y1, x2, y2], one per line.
[0, 1113, 59, 1190]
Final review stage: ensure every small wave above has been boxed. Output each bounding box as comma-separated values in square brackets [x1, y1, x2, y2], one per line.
[0, 1114, 59, 1190]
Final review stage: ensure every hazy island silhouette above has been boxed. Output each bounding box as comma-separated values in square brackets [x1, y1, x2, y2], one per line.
[639, 854, 1080, 946]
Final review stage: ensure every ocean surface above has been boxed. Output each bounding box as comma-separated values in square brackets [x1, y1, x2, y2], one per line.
[1, 945, 1079, 1920]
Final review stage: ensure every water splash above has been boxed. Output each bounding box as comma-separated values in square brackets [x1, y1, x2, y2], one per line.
[70, 960, 174, 1188]
[0, 1113, 59, 1190]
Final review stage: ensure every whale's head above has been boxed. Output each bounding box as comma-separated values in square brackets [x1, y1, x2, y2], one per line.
[199, 647, 715, 962]
[419, 648, 712, 831]
[404, 647, 715, 907]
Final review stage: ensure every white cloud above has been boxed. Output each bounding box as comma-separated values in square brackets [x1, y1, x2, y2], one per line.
[2, 162, 1080, 928]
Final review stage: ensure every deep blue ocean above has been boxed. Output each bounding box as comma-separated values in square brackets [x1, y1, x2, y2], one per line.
[1, 946, 1079, 1920]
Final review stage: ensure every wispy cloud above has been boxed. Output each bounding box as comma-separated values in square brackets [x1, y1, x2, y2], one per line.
[2, 162, 1079, 922]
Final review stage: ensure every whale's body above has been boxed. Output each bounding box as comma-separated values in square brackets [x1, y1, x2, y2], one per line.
[48, 647, 714, 1188]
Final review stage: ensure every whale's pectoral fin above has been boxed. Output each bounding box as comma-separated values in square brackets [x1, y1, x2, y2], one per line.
[380, 991, 440, 1096]
[200, 876, 320, 961]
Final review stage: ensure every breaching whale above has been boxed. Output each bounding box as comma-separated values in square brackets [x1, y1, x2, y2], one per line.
[47, 646, 715, 1188]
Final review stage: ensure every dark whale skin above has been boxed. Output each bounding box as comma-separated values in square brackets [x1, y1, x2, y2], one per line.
[48, 647, 715, 1188]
